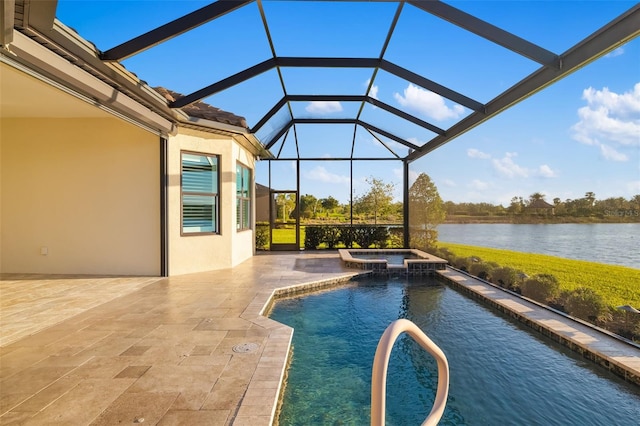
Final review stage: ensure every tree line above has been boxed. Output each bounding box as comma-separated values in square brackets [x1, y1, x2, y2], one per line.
[448, 192, 640, 218]
[295, 173, 445, 248]
[298, 177, 404, 223]
[297, 179, 639, 222]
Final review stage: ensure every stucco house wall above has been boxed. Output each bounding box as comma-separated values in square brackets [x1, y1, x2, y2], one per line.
[1, 117, 161, 275]
[1, 28, 263, 277]
[167, 128, 256, 276]
[232, 143, 256, 268]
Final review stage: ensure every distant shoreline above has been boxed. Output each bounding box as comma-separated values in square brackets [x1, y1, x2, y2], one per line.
[444, 215, 640, 224]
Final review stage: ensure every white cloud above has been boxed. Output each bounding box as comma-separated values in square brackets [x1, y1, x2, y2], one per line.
[583, 84, 640, 120]
[571, 83, 640, 162]
[469, 179, 489, 190]
[442, 179, 456, 187]
[306, 101, 343, 115]
[600, 144, 629, 162]
[466, 150, 557, 180]
[370, 85, 379, 99]
[365, 79, 379, 100]
[573, 105, 640, 146]
[605, 47, 624, 58]
[491, 152, 529, 178]
[394, 84, 465, 121]
[375, 136, 403, 152]
[302, 166, 350, 184]
[467, 148, 491, 159]
[537, 164, 557, 178]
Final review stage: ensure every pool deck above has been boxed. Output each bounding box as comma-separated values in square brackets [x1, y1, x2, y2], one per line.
[1, 252, 639, 425]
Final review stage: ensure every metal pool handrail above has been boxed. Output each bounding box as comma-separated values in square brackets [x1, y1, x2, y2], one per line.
[371, 319, 449, 426]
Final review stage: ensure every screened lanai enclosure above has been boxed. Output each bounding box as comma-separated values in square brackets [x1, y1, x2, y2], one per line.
[50, 0, 639, 249]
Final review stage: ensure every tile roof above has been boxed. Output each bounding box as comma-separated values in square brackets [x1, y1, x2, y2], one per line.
[528, 199, 555, 209]
[154, 87, 247, 128]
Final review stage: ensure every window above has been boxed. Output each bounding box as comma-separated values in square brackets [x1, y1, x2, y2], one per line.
[181, 152, 219, 234]
[236, 163, 251, 230]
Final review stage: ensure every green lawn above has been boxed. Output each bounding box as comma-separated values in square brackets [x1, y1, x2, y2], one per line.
[270, 226, 342, 248]
[439, 242, 640, 308]
[271, 227, 300, 245]
[265, 229, 640, 307]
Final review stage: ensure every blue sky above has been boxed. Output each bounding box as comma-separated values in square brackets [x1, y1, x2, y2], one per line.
[57, 1, 640, 205]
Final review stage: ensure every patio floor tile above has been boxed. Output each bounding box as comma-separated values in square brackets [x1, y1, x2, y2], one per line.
[3, 253, 636, 424]
[0, 252, 358, 424]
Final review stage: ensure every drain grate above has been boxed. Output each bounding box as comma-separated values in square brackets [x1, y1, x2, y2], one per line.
[232, 343, 259, 353]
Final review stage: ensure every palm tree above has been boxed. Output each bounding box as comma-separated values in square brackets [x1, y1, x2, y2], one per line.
[584, 192, 596, 207]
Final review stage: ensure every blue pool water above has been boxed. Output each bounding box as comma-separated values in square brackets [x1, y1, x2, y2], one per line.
[350, 253, 419, 265]
[270, 277, 640, 425]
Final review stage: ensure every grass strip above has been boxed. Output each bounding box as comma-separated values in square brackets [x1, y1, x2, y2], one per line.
[439, 242, 640, 308]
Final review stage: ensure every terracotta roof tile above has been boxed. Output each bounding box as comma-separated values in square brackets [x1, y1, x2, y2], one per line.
[155, 87, 247, 128]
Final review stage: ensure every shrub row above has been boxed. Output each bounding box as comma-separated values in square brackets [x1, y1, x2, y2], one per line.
[255, 222, 269, 250]
[304, 225, 393, 249]
[431, 247, 613, 328]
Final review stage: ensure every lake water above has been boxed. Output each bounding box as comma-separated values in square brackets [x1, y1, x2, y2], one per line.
[271, 277, 640, 425]
[437, 223, 639, 269]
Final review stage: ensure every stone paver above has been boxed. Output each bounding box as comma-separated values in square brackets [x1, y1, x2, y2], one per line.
[0, 276, 161, 347]
[2, 254, 639, 425]
[0, 252, 359, 425]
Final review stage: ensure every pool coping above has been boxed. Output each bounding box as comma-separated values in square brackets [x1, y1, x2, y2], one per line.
[257, 265, 640, 424]
[338, 248, 448, 273]
[437, 267, 640, 386]
[240, 273, 365, 425]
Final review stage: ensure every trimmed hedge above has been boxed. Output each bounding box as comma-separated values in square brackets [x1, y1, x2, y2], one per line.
[304, 226, 324, 249]
[564, 287, 608, 322]
[491, 266, 525, 293]
[434, 243, 640, 339]
[521, 274, 560, 304]
[255, 222, 269, 250]
[340, 227, 357, 248]
[303, 225, 397, 249]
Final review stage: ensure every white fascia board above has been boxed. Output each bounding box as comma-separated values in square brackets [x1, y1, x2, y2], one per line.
[233, 133, 273, 159]
[4, 30, 173, 134]
[183, 115, 249, 134]
[177, 115, 271, 158]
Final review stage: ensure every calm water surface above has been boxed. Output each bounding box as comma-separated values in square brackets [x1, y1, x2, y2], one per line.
[351, 253, 419, 265]
[270, 277, 640, 425]
[438, 223, 639, 268]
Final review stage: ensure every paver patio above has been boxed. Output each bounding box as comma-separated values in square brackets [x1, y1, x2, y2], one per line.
[2, 252, 639, 425]
[0, 252, 359, 425]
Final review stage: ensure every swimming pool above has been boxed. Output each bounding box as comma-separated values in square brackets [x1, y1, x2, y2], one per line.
[270, 276, 640, 425]
[339, 249, 448, 274]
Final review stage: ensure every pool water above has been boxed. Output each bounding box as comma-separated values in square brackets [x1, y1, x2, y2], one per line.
[350, 253, 420, 265]
[270, 277, 640, 425]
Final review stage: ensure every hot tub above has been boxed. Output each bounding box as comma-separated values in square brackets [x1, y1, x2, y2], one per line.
[338, 248, 447, 275]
